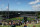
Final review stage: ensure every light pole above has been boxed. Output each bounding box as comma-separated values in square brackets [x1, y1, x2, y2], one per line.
[8, 0, 9, 19]
[8, 0, 9, 27]
[35, 9, 38, 24]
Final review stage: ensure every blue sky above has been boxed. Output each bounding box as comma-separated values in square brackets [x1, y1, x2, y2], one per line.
[0, 0, 40, 11]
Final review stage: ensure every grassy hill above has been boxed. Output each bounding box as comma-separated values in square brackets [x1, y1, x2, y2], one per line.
[0, 24, 40, 27]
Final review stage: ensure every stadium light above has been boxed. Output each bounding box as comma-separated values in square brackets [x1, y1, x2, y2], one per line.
[18, 13, 20, 14]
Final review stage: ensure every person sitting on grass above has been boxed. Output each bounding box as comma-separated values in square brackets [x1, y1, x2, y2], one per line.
[12, 22, 16, 27]
[33, 25, 35, 27]
[24, 22, 27, 27]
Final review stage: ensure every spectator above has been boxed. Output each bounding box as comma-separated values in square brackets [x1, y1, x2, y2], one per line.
[24, 24, 27, 27]
[33, 25, 35, 27]
[12, 23, 16, 27]
[24, 23, 27, 27]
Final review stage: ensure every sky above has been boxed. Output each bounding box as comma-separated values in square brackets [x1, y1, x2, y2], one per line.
[0, 0, 40, 11]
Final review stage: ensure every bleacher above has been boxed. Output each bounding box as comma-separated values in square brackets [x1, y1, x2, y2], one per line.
[0, 11, 40, 19]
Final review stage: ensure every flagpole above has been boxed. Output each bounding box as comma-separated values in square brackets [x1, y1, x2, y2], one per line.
[8, 0, 9, 19]
[8, 0, 9, 27]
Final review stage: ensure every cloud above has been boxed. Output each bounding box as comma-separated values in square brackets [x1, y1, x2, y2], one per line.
[16, 2, 21, 5]
[3, 6, 9, 11]
[0, 9, 1, 11]
[1, 4, 4, 7]
[32, 4, 40, 11]
[6, 6, 8, 9]
[29, 0, 40, 11]
[29, 0, 40, 4]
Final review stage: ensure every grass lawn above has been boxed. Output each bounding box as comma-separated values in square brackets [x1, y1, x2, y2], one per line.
[6, 17, 23, 21]
[0, 24, 40, 27]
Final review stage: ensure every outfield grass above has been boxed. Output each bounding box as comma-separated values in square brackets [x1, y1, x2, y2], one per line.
[0, 24, 40, 27]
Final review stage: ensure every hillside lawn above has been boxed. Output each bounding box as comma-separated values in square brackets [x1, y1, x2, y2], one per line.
[0, 24, 40, 27]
